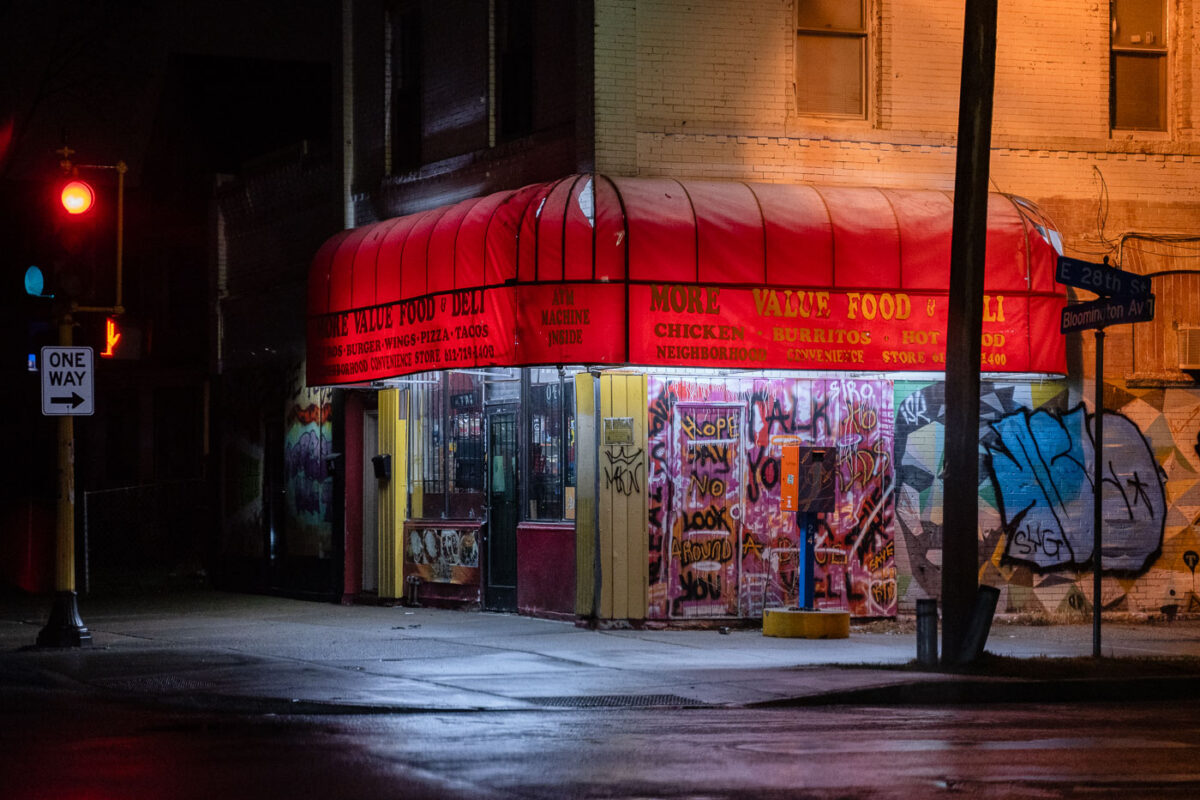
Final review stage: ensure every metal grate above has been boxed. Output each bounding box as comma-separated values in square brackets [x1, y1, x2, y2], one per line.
[1180, 327, 1200, 370]
[520, 694, 702, 708]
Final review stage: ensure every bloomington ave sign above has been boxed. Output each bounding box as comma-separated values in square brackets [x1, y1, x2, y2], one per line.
[1056, 255, 1155, 333]
[1060, 294, 1156, 334]
[40, 346, 94, 416]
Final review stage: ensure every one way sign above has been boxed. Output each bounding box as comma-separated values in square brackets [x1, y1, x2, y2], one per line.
[41, 346, 94, 416]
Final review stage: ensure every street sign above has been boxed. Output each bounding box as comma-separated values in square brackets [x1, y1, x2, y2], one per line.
[40, 346, 94, 416]
[1056, 255, 1152, 298]
[1060, 294, 1156, 334]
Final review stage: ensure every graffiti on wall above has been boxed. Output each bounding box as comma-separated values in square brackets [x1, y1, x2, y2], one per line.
[405, 525, 480, 584]
[986, 405, 1165, 573]
[670, 404, 743, 617]
[647, 377, 896, 619]
[285, 376, 334, 557]
[893, 379, 1199, 616]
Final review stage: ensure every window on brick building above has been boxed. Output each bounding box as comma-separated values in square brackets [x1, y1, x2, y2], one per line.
[795, 0, 867, 118]
[387, 3, 423, 172]
[496, 0, 534, 140]
[1111, 0, 1167, 132]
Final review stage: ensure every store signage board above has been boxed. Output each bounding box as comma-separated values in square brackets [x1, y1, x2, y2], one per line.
[1060, 294, 1156, 334]
[308, 281, 1068, 384]
[41, 346, 95, 416]
[1055, 255, 1152, 298]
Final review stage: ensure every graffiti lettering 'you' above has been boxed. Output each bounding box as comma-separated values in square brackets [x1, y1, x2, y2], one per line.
[677, 570, 723, 603]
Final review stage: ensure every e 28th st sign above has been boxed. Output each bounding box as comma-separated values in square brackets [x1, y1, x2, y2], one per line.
[1055, 255, 1152, 298]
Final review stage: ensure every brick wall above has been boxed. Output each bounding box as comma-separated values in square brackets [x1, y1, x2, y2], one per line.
[595, 0, 1200, 616]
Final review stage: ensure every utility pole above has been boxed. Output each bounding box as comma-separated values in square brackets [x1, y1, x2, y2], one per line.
[942, 0, 999, 666]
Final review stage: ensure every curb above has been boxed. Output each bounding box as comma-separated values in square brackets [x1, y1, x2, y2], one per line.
[751, 675, 1200, 707]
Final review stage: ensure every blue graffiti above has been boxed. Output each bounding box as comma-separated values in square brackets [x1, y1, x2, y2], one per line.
[285, 428, 331, 516]
[986, 404, 1165, 573]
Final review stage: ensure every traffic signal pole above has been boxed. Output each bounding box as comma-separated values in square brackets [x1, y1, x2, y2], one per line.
[35, 150, 126, 648]
[37, 312, 91, 647]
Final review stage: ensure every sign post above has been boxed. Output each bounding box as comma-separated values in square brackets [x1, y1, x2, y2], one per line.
[1056, 256, 1155, 659]
[37, 318, 92, 648]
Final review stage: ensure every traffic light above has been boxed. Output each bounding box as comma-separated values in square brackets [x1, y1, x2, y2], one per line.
[49, 177, 100, 301]
[96, 315, 143, 360]
[60, 180, 95, 215]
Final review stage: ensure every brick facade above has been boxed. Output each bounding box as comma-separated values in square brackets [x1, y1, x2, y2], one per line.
[595, 0, 1200, 616]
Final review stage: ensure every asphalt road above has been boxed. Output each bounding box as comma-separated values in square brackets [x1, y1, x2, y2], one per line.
[4, 685, 1199, 799]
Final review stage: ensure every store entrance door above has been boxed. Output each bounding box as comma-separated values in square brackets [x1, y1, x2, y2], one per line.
[485, 406, 519, 611]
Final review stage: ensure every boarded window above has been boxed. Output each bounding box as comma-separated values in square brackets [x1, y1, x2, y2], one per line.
[795, 0, 867, 118]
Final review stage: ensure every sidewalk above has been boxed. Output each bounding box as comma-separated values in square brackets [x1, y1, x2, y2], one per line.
[3, 589, 1200, 713]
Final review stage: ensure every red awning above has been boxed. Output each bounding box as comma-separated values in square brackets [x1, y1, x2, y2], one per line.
[307, 174, 1066, 385]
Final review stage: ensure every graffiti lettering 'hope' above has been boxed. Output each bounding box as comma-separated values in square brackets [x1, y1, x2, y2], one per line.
[681, 412, 739, 440]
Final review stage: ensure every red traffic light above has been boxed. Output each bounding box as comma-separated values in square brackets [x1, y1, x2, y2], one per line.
[60, 180, 95, 214]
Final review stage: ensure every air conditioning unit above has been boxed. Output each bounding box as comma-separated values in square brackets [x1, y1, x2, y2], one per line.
[1180, 327, 1200, 371]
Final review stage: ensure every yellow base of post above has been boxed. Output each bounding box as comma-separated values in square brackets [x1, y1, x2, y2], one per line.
[762, 608, 851, 639]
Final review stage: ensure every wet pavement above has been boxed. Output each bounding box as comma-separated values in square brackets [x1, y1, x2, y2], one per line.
[3, 590, 1200, 713]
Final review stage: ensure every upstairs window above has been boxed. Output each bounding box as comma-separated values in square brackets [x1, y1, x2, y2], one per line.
[496, 0, 534, 140]
[795, 0, 867, 118]
[387, 3, 423, 171]
[1111, 0, 1167, 131]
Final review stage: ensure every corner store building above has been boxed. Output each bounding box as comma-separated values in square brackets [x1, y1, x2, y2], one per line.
[306, 174, 1067, 620]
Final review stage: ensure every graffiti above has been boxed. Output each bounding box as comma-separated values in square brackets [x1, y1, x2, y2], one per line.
[745, 446, 779, 504]
[681, 505, 733, 533]
[1185, 550, 1199, 574]
[681, 411, 740, 440]
[986, 404, 1165, 572]
[649, 388, 674, 437]
[284, 375, 333, 558]
[687, 443, 733, 470]
[688, 473, 727, 499]
[870, 579, 896, 608]
[898, 389, 931, 427]
[405, 527, 479, 584]
[603, 445, 644, 496]
[673, 536, 735, 567]
[865, 539, 895, 573]
[669, 403, 743, 617]
[675, 570, 723, 605]
[742, 532, 764, 560]
[647, 378, 895, 619]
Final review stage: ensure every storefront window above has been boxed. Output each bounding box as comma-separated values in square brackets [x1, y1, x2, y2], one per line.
[527, 368, 577, 520]
[408, 371, 486, 519]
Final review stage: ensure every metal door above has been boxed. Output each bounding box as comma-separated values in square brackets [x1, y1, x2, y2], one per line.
[485, 407, 519, 611]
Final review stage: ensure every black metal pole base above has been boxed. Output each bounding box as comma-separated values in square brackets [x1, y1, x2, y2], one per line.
[37, 591, 92, 648]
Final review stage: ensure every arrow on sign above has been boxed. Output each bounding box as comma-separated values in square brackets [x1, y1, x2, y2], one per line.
[49, 392, 86, 409]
